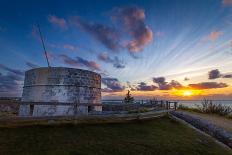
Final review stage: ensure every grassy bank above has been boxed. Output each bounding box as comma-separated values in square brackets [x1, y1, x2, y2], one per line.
[0, 116, 231, 155]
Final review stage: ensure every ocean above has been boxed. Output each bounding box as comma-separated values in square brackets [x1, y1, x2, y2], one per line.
[178, 100, 232, 108]
[102, 100, 232, 108]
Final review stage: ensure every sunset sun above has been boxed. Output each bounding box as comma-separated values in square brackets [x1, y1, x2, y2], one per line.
[172, 89, 202, 98]
[182, 90, 193, 97]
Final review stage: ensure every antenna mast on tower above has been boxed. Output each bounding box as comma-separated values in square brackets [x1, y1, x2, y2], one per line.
[37, 24, 50, 67]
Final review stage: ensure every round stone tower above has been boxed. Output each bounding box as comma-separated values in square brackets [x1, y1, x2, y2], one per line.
[19, 67, 101, 117]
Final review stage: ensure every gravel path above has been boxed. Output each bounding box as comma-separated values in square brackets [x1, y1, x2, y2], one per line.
[178, 110, 232, 133]
[170, 111, 232, 148]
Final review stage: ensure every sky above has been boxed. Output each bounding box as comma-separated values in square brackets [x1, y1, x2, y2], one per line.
[0, 0, 232, 100]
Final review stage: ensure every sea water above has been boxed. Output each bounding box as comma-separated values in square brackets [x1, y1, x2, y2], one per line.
[178, 100, 232, 108]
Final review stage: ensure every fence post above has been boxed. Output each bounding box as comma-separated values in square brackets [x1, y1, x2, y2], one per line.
[166, 101, 169, 110]
[174, 102, 177, 110]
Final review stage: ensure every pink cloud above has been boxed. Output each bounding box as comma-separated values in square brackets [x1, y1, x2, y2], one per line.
[207, 31, 223, 41]
[114, 6, 153, 53]
[222, 0, 232, 6]
[63, 44, 75, 50]
[48, 15, 67, 30]
[127, 28, 153, 52]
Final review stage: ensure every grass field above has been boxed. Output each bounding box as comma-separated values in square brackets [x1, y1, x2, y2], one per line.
[0, 116, 231, 155]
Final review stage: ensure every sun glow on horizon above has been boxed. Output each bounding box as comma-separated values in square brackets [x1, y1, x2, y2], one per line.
[172, 89, 202, 97]
[182, 90, 193, 96]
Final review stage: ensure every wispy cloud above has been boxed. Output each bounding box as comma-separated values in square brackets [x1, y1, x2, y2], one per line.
[59, 54, 101, 71]
[207, 31, 223, 41]
[0, 64, 24, 97]
[48, 15, 68, 30]
[0, 64, 24, 76]
[26, 62, 40, 69]
[98, 53, 125, 69]
[70, 17, 121, 51]
[188, 82, 228, 89]
[63, 44, 76, 50]
[222, 0, 232, 6]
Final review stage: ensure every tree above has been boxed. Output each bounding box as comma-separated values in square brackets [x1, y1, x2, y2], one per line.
[124, 90, 134, 104]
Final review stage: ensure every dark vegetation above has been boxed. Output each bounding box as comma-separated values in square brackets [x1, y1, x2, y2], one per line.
[178, 99, 232, 119]
[0, 116, 231, 155]
[124, 90, 134, 103]
[0, 100, 19, 117]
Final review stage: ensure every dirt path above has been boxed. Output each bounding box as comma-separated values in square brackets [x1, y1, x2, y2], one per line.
[178, 110, 232, 133]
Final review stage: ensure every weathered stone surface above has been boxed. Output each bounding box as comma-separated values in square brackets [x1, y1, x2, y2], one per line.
[19, 67, 101, 117]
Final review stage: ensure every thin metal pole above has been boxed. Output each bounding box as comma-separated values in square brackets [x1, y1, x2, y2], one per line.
[37, 24, 50, 67]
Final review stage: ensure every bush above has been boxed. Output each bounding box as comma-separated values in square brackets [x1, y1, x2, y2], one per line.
[124, 90, 134, 104]
[197, 99, 232, 116]
[178, 104, 202, 113]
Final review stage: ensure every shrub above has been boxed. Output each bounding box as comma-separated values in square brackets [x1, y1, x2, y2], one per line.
[197, 99, 232, 116]
[178, 104, 202, 113]
[124, 90, 134, 104]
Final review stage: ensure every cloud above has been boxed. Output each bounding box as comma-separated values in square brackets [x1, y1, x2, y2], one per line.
[207, 31, 223, 41]
[208, 69, 221, 79]
[63, 44, 76, 50]
[223, 74, 232, 78]
[0, 72, 23, 96]
[102, 77, 125, 92]
[126, 81, 136, 91]
[208, 69, 232, 79]
[70, 6, 152, 55]
[153, 77, 183, 90]
[48, 15, 67, 30]
[59, 54, 101, 71]
[0, 65, 24, 97]
[0, 64, 24, 76]
[188, 82, 228, 89]
[222, 0, 232, 6]
[26, 62, 40, 69]
[70, 17, 121, 51]
[115, 6, 153, 53]
[98, 53, 125, 69]
[136, 82, 157, 91]
[153, 77, 166, 85]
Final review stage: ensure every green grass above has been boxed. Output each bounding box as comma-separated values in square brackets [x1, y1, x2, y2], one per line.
[0, 116, 231, 155]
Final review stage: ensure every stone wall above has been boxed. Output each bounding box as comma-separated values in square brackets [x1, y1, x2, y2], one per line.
[19, 67, 101, 117]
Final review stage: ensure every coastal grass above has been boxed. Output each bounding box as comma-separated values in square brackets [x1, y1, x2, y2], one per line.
[178, 99, 232, 119]
[0, 116, 231, 155]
